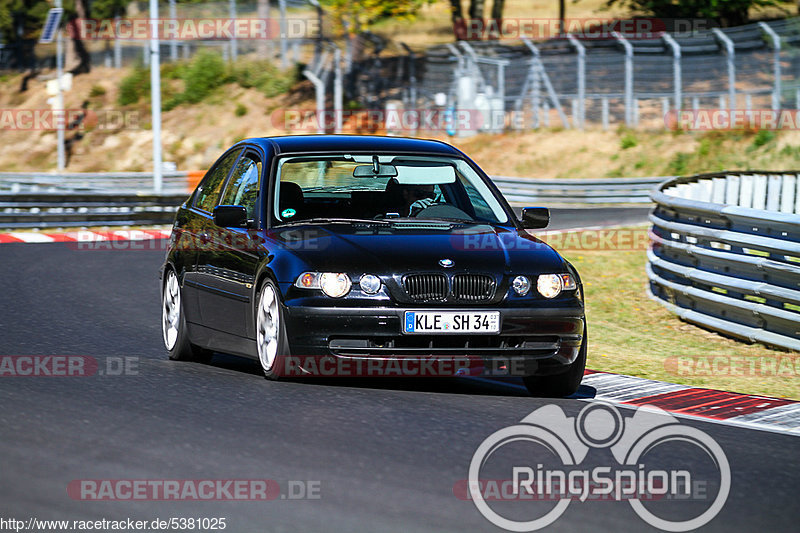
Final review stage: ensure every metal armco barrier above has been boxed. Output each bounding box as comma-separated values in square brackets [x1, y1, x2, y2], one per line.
[0, 192, 190, 229]
[648, 171, 800, 351]
[0, 171, 195, 194]
[493, 175, 666, 204]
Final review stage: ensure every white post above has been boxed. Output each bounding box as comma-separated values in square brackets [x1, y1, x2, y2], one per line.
[613, 32, 633, 127]
[712, 28, 735, 110]
[169, 0, 177, 62]
[567, 34, 585, 129]
[113, 17, 121, 68]
[150, 0, 162, 193]
[279, 0, 288, 68]
[55, 0, 65, 171]
[662, 32, 681, 111]
[229, 0, 237, 61]
[334, 47, 342, 134]
[759, 22, 781, 111]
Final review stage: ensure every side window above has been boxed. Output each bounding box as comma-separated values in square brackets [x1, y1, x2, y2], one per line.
[220, 153, 262, 219]
[458, 173, 495, 220]
[194, 148, 242, 212]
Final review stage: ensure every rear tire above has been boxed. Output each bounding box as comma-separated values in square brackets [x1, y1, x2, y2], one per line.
[256, 280, 290, 380]
[162, 269, 212, 364]
[523, 326, 587, 398]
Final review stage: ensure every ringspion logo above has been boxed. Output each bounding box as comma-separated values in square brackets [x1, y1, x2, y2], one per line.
[465, 403, 730, 531]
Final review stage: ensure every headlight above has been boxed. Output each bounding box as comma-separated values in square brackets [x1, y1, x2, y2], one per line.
[295, 272, 352, 298]
[536, 273, 577, 298]
[359, 274, 381, 294]
[512, 275, 530, 296]
[537, 274, 563, 298]
[320, 272, 351, 298]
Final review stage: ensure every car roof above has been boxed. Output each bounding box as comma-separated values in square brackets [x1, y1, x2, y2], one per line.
[242, 135, 462, 156]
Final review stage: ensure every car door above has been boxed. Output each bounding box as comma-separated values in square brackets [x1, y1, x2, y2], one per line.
[185, 147, 243, 327]
[196, 149, 264, 340]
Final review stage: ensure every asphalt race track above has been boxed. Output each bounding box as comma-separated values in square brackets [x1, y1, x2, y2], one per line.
[1, 213, 798, 532]
[517, 206, 653, 231]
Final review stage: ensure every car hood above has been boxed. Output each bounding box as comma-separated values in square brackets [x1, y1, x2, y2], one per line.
[266, 222, 568, 279]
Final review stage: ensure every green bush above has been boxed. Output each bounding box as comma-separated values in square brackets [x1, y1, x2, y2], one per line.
[117, 66, 150, 106]
[751, 129, 776, 149]
[117, 53, 295, 109]
[668, 152, 690, 175]
[230, 58, 296, 98]
[181, 50, 229, 103]
[620, 132, 638, 150]
[235, 103, 248, 117]
[89, 84, 106, 97]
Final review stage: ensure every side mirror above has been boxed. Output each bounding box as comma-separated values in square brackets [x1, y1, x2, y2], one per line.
[520, 207, 550, 229]
[213, 205, 248, 228]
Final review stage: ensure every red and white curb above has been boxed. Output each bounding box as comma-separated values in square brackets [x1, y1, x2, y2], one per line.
[0, 228, 171, 244]
[478, 370, 798, 435]
[581, 370, 799, 435]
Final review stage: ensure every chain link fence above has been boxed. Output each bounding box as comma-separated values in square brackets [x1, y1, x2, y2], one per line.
[349, 17, 800, 133]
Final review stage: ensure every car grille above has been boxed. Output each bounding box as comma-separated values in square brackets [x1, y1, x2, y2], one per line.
[403, 274, 448, 301]
[401, 273, 496, 302]
[452, 274, 496, 302]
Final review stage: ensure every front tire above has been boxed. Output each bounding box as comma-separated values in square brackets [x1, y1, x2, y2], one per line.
[162, 269, 212, 363]
[522, 326, 587, 398]
[256, 280, 290, 380]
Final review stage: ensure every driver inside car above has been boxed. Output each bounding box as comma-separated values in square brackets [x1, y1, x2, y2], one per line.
[400, 184, 438, 216]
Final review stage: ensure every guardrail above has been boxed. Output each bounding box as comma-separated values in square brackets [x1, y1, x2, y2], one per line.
[0, 192, 190, 229]
[493, 176, 666, 205]
[648, 171, 800, 351]
[0, 171, 199, 194]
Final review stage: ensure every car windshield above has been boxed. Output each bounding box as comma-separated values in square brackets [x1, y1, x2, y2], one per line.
[273, 154, 509, 225]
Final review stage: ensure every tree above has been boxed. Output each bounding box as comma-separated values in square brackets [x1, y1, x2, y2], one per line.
[323, 0, 432, 35]
[449, 0, 507, 40]
[605, 0, 794, 27]
[0, 0, 50, 42]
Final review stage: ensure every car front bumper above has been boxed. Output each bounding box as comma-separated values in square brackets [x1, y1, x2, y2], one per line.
[282, 304, 585, 378]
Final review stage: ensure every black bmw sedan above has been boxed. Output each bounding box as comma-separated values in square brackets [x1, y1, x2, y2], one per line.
[161, 135, 586, 397]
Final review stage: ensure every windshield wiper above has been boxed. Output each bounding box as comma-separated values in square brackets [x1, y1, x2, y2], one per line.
[278, 217, 391, 227]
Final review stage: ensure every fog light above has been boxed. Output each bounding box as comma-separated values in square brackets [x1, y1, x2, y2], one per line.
[320, 272, 351, 298]
[537, 274, 563, 299]
[512, 275, 530, 296]
[359, 274, 381, 294]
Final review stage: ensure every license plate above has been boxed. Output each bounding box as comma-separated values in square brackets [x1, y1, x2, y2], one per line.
[403, 311, 500, 334]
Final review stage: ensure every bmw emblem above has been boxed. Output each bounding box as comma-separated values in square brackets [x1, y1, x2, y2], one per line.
[439, 258, 454, 268]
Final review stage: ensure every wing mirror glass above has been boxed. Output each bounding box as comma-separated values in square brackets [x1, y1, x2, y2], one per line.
[213, 205, 248, 228]
[520, 207, 550, 229]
